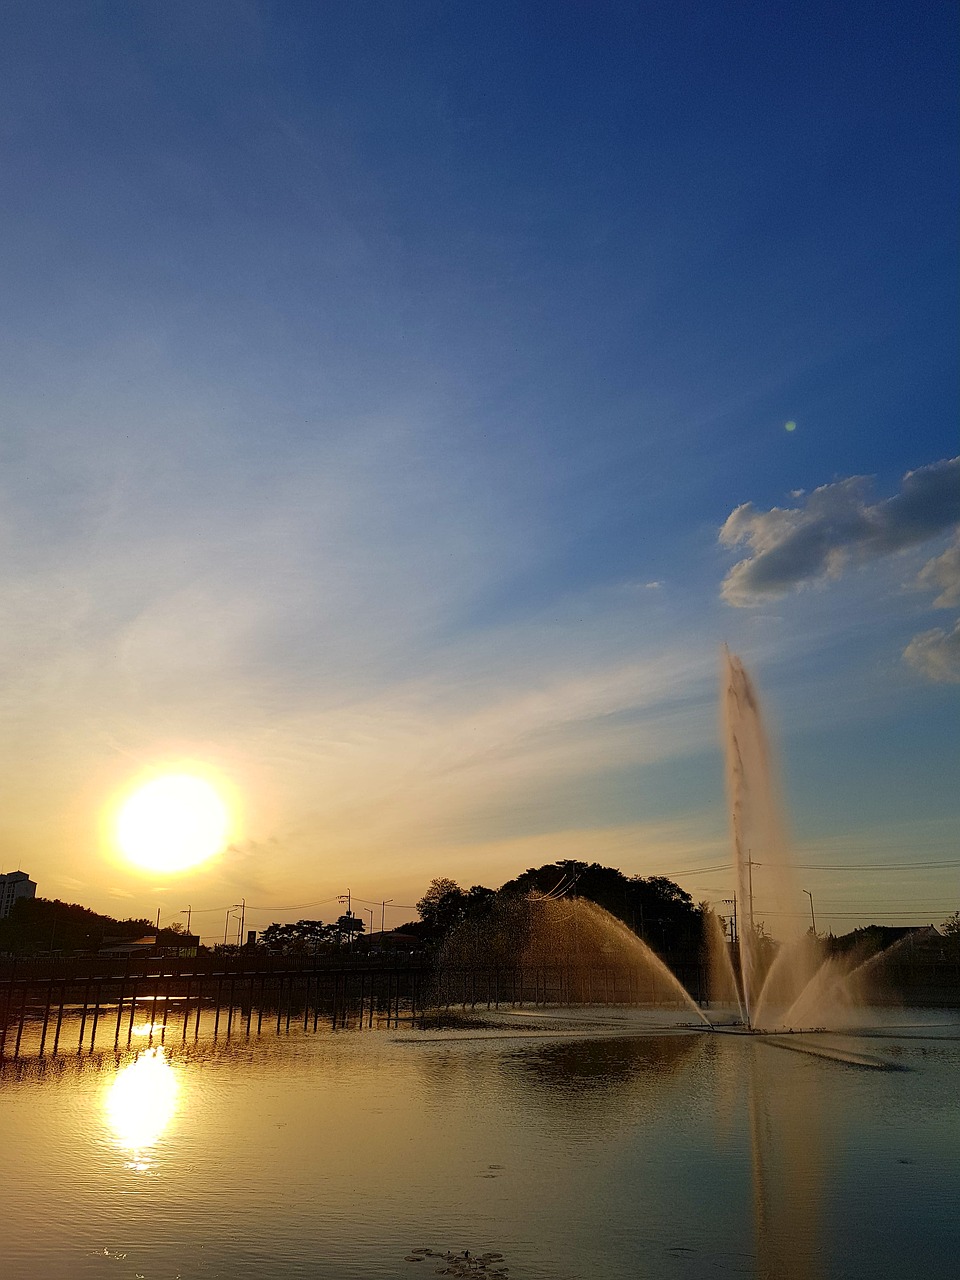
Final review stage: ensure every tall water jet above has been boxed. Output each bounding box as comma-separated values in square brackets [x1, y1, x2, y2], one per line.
[722, 651, 820, 1029]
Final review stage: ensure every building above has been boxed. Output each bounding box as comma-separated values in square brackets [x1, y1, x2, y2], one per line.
[0, 870, 37, 920]
[99, 934, 157, 957]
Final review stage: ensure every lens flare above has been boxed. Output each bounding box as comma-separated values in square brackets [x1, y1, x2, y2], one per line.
[115, 773, 230, 872]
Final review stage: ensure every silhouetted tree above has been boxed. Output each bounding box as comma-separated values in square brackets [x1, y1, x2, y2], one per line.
[260, 919, 338, 953]
[498, 860, 700, 955]
[0, 896, 186, 957]
[415, 878, 495, 941]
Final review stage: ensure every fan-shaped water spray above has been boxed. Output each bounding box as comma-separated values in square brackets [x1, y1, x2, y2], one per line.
[436, 651, 919, 1036]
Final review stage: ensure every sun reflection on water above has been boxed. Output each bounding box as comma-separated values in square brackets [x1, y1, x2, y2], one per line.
[132, 1021, 162, 1038]
[104, 1047, 179, 1170]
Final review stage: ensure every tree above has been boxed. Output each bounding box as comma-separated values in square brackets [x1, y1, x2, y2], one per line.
[942, 911, 960, 937]
[417, 877, 462, 920]
[498, 860, 700, 955]
[260, 919, 337, 953]
[415, 878, 495, 940]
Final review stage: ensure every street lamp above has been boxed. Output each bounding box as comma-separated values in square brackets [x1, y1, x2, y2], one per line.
[223, 903, 241, 947]
[803, 889, 817, 935]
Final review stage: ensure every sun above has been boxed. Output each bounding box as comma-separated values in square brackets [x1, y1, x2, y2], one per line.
[115, 773, 231, 873]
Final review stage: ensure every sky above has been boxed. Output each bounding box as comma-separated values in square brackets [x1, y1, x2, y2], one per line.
[1, 1, 957, 943]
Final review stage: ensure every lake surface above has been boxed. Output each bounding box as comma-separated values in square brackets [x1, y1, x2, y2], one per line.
[2, 1011, 958, 1279]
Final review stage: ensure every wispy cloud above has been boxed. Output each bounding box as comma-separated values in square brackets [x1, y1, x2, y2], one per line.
[903, 622, 960, 684]
[916, 534, 960, 609]
[719, 457, 960, 606]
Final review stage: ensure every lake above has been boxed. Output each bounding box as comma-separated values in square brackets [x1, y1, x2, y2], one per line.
[2, 1011, 958, 1279]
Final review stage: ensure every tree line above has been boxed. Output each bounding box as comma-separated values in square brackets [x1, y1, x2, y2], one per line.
[4, 865, 957, 960]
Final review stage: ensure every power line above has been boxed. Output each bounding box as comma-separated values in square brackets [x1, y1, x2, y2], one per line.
[756, 859, 960, 871]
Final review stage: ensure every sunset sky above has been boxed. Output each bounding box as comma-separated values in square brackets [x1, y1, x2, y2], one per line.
[1, 2, 957, 942]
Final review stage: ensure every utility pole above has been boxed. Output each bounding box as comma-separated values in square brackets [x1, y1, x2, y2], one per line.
[743, 850, 755, 943]
[237, 898, 246, 947]
[722, 897, 738, 946]
[180, 906, 192, 934]
[156, 907, 161, 932]
[338, 890, 352, 950]
[803, 889, 817, 935]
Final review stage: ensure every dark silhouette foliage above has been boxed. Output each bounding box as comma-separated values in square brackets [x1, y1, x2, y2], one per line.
[0, 896, 185, 957]
[498, 860, 700, 956]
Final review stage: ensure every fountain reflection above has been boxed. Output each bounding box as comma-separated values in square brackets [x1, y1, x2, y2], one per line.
[747, 1041, 826, 1280]
[504, 1033, 700, 1096]
[104, 1047, 179, 1170]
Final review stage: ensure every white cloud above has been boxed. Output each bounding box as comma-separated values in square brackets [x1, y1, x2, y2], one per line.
[916, 534, 960, 609]
[903, 621, 960, 684]
[719, 457, 960, 606]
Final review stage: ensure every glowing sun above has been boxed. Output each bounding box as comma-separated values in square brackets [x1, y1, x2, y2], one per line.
[115, 773, 230, 872]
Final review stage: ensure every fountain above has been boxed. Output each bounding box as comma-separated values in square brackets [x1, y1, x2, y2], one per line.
[718, 649, 914, 1033]
[440, 649, 925, 1040]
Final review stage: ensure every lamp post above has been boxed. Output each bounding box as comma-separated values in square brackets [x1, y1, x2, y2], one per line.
[223, 904, 241, 947]
[803, 890, 817, 935]
[380, 898, 393, 934]
[364, 907, 374, 937]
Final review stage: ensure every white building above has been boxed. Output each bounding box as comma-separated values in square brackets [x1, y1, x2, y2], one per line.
[0, 870, 37, 919]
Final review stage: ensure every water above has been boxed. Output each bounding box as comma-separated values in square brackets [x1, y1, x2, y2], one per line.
[2, 1015, 958, 1279]
[440, 894, 709, 1024]
[719, 652, 936, 1031]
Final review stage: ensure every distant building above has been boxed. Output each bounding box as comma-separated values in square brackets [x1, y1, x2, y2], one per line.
[363, 930, 424, 954]
[0, 870, 37, 920]
[99, 934, 157, 956]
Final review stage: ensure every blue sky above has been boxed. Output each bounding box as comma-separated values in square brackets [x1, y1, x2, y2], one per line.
[1, 1, 957, 939]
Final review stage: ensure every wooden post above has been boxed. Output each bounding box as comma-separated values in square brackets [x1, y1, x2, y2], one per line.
[13, 983, 29, 1058]
[76, 980, 91, 1054]
[51, 981, 67, 1055]
[182, 977, 193, 1042]
[88, 981, 102, 1054]
[126, 980, 139, 1046]
[213, 977, 224, 1039]
[193, 979, 203, 1040]
[160, 976, 171, 1041]
[114, 980, 126, 1048]
[38, 980, 54, 1056]
[226, 976, 236, 1038]
[0, 979, 12, 1058]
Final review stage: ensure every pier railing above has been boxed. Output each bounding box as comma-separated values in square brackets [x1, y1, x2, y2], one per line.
[3, 951, 954, 1063]
[0, 956, 711, 1063]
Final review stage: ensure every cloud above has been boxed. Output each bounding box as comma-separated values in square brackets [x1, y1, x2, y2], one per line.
[903, 621, 960, 684]
[916, 534, 960, 609]
[719, 457, 960, 606]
